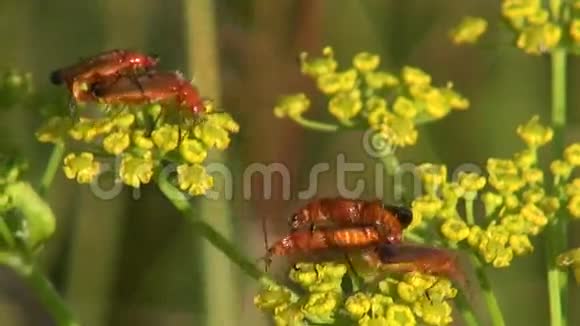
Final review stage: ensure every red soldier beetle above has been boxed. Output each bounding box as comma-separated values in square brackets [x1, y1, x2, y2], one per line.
[288, 197, 413, 243]
[50, 49, 159, 115]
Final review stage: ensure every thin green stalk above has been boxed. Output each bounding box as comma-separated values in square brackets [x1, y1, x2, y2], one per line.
[380, 154, 400, 176]
[0, 253, 78, 326]
[0, 217, 16, 248]
[469, 254, 505, 326]
[455, 289, 479, 326]
[38, 142, 65, 196]
[157, 174, 264, 280]
[465, 198, 505, 326]
[546, 46, 568, 326]
[465, 198, 475, 225]
[293, 116, 340, 132]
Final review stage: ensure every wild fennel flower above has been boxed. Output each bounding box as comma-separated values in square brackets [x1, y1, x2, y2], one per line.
[345, 293, 372, 319]
[516, 115, 553, 148]
[36, 84, 238, 197]
[550, 160, 573, 181]
[570, 19, 580, 42]
[449, 16, 488, 44]
[274, 47, 469, 152]
[176, 164, 214, 196]
[567, 195, 580, 218]
[563, 143, 580, 166]
[257, 263, 457, 326]
[441, 219, 470, 242]
[353, 52, 381, 72]
[299, 46, 337, 77]
[274, 89, 310, 117]
[566, 178, 580, 197]
[62, 152, 100, 184]
[517, 23, 562, 54]
[119, 154, 154, 188]
[457, 172, 486, 195]
[35, 116, 73, 144]
[103, 131, 131, 155]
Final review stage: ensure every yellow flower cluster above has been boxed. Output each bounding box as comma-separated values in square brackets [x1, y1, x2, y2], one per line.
[499, 0, 580, 54]
[36, 101, 239, 196]
[411, 116, 569, 268]
[255, 263, 457, 326]
[274, 47, 469, 148]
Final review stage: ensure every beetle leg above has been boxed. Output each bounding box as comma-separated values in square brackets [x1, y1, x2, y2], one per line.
[68, 96, 79, 122]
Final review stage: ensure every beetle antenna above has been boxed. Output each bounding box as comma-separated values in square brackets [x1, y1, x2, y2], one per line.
[259, 216, 272, 272]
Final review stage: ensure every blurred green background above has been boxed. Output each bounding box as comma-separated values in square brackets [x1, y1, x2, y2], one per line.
[0, 0, 579, 325]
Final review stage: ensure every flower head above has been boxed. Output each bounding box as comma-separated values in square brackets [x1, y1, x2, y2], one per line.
[353, 52, 380, 72]
[35, 116, 73, 144]
[274, 93, 311, 119]
[177, 164, 214, 196]
[119, 154, 154, 188]
[516, 23, 562, 55]
[300, 46, 338, 77]
[152, 124, 179, 152]
[564, 143, 580, 166]
[516, 115, 553, 148]
[63, 152, 100, 184]
[103, 131, 131, 155]
[449, 16, 488, 44]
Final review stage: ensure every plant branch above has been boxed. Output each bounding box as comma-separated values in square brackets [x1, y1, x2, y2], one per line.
[0, 253, 78, 326]
[470, 254, 505, 326]
[156, 173, 264, 280]
[546, 46, 568, 326]
[292, 116, 340, 132]
[38, 142, 65, 196]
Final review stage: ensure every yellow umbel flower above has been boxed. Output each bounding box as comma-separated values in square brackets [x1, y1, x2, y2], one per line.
[516, 115, 553, 148]
[328, 89, 363, 123]
[300, 46, 338, 77]
[449, 16, 488, 44]
[564, 143, 580, 166]
[402, 66, 431, 86]
[119, 154, 154, 188]
[516, 23, 562, 55]
[274, 93, 310, 119]
[344, 293, 371, 319]
[570, 19, 580, 43]
[152, 124, 179, 152]
[62, 152, 100, 184]
[103, 131, 130, 155]
[353, 52, 380, 72]
[176, 164, 214, 196]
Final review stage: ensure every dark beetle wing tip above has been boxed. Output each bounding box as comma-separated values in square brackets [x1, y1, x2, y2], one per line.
[384, 204, 413, 228]
[49, 70, 63, 85]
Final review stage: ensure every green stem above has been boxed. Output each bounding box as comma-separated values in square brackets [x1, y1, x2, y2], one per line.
[470, 254, 505, 326]
[38, 142, 65, 196]
[455, 289, 480, 326]
[0, 253, 78, 326]
[380, 154, 400, 176]
[0, 217, 16, 248]
[157, 173, 264, 280]
[465, 197, 476, 225]
[464, 198, 505, 325]
[546, 47, 568, 326]
[293, 116, 340, 132]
